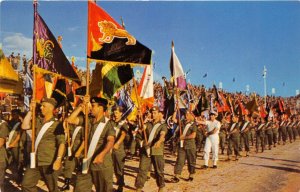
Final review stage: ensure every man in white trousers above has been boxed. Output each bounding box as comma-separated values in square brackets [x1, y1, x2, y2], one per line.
[197, 111, 221, 169]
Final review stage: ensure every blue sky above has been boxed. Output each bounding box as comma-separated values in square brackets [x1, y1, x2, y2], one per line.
[1, 1, 300, 97]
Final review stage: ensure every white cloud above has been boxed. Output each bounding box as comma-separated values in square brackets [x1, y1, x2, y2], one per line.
[2, 33, 32, 57]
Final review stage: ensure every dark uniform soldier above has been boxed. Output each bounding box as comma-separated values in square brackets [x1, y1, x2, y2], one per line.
[255, 117, 266, 153]
[171, 110, 197, 182]
[21, 97, 65, 192]
[135, 106, 167, 192]
[0, 112, 9, 192]
[227, 115, 240, 160]
[68, 96, 115, 192]
[7, 108, 24, 183]
[239, 114, 251, 157]
[112, 106, 129, 192]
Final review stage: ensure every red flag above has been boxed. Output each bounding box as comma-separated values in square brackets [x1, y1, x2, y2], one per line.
[87, 1, 151, 65]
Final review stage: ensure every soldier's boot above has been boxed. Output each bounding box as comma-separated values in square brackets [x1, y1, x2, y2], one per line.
[116, 186, 123, 192]
[226, 156, 231, 161]
[188, 174, 194, 181]
[61, 178, 71, 191]
[246, 151, 250, 157]
[269, 145, 272, 150]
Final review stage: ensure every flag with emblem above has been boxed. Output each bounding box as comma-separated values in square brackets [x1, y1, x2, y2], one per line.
[33, 11, 79, 81]
[87, 1, 152, 65]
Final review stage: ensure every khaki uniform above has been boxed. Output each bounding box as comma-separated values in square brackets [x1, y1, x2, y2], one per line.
[135, 122, 167, 190]
[7, 120, 24, 182]
[227, 122, 240, 157]
[278, 121, 287, 144]
[255, 123, 265, 152]
[174, 122, 197, 176]
[264, 122, 274, 149]
[239, 121, 250, 152]
[63, 124, 83, 179]
[74, 116, 115, 192]
[0, 119, 9, 192]
[196, 124, 205, 153]
[22, 117, 65, 192]
[219, 123, 228, 154]
[112, 120, 129, 189]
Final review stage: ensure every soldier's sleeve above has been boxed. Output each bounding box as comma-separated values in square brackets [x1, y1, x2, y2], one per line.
[160, 123, 168, 133]
[191, 124, 197, 133]
[106, 120, 116, 137]
[54, 121, 66, 145]
[121, 123, 129, 134]
[78, 114, 85, 126]
[0, 122, 9, 139]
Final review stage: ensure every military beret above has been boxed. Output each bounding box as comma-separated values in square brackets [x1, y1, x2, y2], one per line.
[90, 97, 108, 107]
[41, 97, 57, 107]
[11, 109, 21, 115]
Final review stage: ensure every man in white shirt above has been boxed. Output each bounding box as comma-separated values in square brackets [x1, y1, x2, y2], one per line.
[197, 111, 221, 168]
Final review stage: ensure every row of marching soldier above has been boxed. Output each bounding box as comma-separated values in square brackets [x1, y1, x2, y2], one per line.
[0, 88, 300, 192]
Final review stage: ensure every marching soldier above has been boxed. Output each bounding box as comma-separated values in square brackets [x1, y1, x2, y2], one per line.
[171, 109, 197, 182]
[264, 117, 274, 150]
[239, 114, 251, 157]
[286, 117, 293, 143]
[0, 110, 9, 192]
[112, 106, 129, 192]
[68, 96, 115, 192]
[272, 115, 279, 147]
[291, 115, 298, 141]
[278, 114, 287, 145]
[255, 117, 266, 153]
[135, 106, 167, 192]
[227, 115, 240, 160]
[21, 98, 65, 192]
[61, 122, 83, 191]
[7, 108, 24, 183]
[219, 114, 230, 155]
[195, 116, 206, 155]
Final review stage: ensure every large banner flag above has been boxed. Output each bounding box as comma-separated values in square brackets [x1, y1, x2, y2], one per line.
[137, 65, 154, 112]
[33, 12, 79, 81]
[87, 1, 152, 65]
[169, 41, 186, 90]
[101, 62, 133, 99]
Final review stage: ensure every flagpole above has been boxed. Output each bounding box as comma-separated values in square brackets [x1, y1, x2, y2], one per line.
[83, 0, 92, 173]
[30, 0, 38, 169]
[263, 66, 267, 108]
